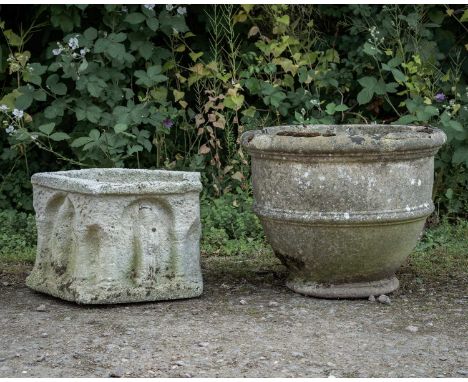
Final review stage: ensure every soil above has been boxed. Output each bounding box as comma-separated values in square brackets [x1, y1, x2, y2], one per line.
[0, 253, 467, 378]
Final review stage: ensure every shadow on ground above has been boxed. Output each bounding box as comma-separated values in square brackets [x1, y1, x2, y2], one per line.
[0, 252, 467, 378]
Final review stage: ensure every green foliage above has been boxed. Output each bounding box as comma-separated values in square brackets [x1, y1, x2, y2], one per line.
[408, 218, 468, 279]
[0, 209, 36, 263]
[200, 188, 265, 256]
[0, 5, 466, 215]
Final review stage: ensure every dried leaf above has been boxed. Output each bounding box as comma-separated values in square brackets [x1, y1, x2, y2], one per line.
[195, 114, 205, 127]
[248, 26, 260, 38]
[208, 113, 217, 122]
[223, 165, 233, 174]
[213, 115, 226, 129]
[199, 144, 211, 154]
[231, 171, 244, 181]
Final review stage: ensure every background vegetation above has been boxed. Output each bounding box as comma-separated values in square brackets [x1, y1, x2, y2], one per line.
[0, 5, 467, 256]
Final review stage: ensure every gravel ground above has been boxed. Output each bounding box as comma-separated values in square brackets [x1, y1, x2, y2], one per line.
[0, 254, 467, 378]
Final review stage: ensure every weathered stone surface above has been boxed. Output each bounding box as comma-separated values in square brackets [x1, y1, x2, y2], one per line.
[26, 168, 203, 304]
[241, 124, 446, 298]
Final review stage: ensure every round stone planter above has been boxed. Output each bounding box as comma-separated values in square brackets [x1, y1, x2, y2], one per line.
[241, 125, 446, 298]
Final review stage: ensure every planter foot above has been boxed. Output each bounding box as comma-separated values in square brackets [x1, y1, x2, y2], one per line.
[286, 276, 399, 299]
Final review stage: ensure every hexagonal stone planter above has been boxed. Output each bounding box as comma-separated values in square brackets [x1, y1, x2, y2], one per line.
[26, 169, 203, 304]
[242, 125, 446, 298]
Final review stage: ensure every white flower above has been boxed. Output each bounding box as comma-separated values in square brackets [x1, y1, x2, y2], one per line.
[166, 4, 174, 11]
[79, 48, 90, 56]
[310, 99, 320, 106]
[5, 125, 15, 134]
[121, 6, 128, 13]
[68, 37, 79, 50]
[0, 104, 8, 112]
[52, 48, 63, 56]
[177, 6, 187, 15]
[12, 109, 24, 119]
[144, 4, 155, 10]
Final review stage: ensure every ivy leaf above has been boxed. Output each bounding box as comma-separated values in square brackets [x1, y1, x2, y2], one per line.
[23, 63, 47, 86]
[38, 123, 55, 135]
[452, 146, 468, 166]
[89, 129, 101, 140]
[138, 41, 154, 59]
[49, 132, 70, 141]
[224, 94, 245, 110]
[395, 115, 417, 124]
[325, 102, 337, 115]
[33, 89, 47, 101]
[71, 136, 93, 148]
[357, 87, 374, 105]
[86, 105, 102, 123]
[83, 27, 98, 41]
[461, 9, 468, 22]
[189, 51, 204, 62]
[46, 74, 67, 95]
[363, 42, 379, 56]
[335, 104, 349, 112]
[357, 76, 386, 105]
[276, 15, 290, 26]
[3, 29, 22, 46]
[173, 90, 185, 102]
[15, 93, 33, 110]
[146, 17, 159, 31]
[109, 32, 127, 43]
[94, 38, 110, 53]
[114, 123, 128, 134]
[125, 12, 146, 24]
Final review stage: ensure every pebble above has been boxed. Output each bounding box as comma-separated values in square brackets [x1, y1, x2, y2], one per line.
[239, 299, 247, 305]
[64, 316, 71, 321]
[197, 342, 209, 348]
[439, 357, 447, 361]
[35, 355, 46, 362]
[2, 282, 10, 286]
[268, 301, 280, 307]
[368, 295, 376, 302]
[377, 295, 391, 305]
[174, 360, 186, 366]
[291, 351, 304, 358]
[36, 304, 47, 312]
[109, 367, 124, 378]
[457, 370, 468, 376]
[405, 325, 419, 333]
[41, 332, 48, 338]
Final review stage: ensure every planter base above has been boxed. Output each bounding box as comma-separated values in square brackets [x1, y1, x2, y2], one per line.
[286, 276, 399, 299]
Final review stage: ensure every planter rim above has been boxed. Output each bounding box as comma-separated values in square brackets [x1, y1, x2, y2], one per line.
[241, 124, 446, 157]
[31, 168, 202, 195]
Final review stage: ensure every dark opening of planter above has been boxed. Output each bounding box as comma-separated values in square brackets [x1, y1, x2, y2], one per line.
[276, 131, 336, 138]
[415, 127, 434, 134]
